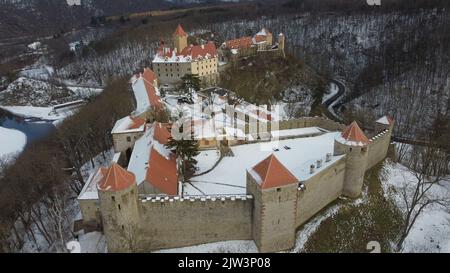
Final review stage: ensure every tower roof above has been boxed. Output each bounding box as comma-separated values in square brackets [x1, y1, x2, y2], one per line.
[97, 163, 136, 192]
[341, 121, 369, 145]
[250, 154, 298, 189]
[376, 115, 394, 126]
[174, 24, 187, 37]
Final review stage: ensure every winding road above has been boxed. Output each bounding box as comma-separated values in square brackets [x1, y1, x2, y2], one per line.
[322, 80, 449, 150]
[322, 79, 345, 122]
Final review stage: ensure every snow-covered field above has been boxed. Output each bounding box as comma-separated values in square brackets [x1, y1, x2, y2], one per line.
[382, 160, 450, 253]
[0, 126, 26, 159]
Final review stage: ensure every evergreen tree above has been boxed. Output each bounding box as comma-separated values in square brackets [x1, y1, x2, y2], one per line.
[179, 74, 201, 100]
[165, 123, 200, 181]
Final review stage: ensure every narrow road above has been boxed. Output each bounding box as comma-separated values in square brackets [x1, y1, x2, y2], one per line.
[322, 79, 345, 122]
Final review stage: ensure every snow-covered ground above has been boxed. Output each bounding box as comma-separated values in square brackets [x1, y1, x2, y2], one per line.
[78, 232, 107, 253]
[0, 126, 26, 159]
[382, 160, 450, 253]
[194, 149, 221, 175]
[154, 240, 258, 253]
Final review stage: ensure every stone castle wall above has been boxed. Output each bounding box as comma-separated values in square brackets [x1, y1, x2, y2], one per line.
[112, 131, 144, 153]
[366, 129, 392, 170]
[277, 117, 346, 132]
[136, 195, 253, 251]
[296, 157, 347, 227]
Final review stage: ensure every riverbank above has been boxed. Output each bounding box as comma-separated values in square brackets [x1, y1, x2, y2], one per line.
[0, 126, 26, 159]
[0, 108, 55, 148]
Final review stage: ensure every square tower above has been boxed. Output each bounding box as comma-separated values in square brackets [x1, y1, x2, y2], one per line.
[246, 154, 298, 252]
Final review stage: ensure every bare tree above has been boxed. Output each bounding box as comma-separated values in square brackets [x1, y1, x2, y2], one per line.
[396, 145, 450, 251]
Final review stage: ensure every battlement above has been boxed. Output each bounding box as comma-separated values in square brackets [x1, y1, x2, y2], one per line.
[369, 129, 390, 143]
[277, 116, 346, 132]
[140, 194, 253, 203]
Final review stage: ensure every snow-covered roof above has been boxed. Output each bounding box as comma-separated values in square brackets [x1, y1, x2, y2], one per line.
[78, 169, 101, 200]
[132, 77, 151, 115]
[376, 115, 394, 126]
[256, 28, 271, 37]
[131, 74, 163, 115]
[127, 123, 178, 195]
[111, 116, 146, 134]
[153, 42, 217, 63]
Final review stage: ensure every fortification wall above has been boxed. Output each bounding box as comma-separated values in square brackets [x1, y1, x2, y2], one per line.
[278, 117, 346, 132]
[366, 129, 391, 170]
[136, 195, 253, 251]
[112, 131, 144, 153]
[296, 157, 346, 227]
[79, 199, 101, 232]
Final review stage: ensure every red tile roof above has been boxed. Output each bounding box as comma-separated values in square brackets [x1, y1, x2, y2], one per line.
[142, 68, 157, 83]
[224, 36, 253, 50]
[179, 42, 217, 58]
[342, 121, 370, 145]
[146, 147, 178, 195]
[97, 163, 136, 192]
[251, 154, 298, 189]
[153, 122, 172, 145]
[174, 24, 188, 37]
[142, 77, 164, 110]
[254, 35, 267, 44]
[128, 116, 146, 130]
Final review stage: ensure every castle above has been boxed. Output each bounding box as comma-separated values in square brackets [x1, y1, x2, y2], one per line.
[152, 25, 285, 86]
[152, 25, 219, 85]
[76, 25, 394, 252]
[78, 110, 394, 252]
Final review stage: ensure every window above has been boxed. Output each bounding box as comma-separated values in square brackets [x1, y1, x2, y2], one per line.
[111, 196, 115, 202]
[127, 136, 131, 142]
[277, 188, 281, 192]
[118, 204, 121, 210]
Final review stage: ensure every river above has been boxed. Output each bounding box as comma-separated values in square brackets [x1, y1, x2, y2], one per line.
[0, 109, 56, 144]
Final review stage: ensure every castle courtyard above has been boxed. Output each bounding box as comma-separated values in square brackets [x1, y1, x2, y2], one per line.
[185, 130, 343, 195]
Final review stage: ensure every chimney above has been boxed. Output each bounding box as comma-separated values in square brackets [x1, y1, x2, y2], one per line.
[326, 153, 332, 162]
[316, 159, 322, 169]
[310, 164, 315, 174]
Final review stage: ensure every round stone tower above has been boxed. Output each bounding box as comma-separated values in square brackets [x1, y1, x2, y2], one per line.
[334, 121, 370, 198]
[97, 163, 139, 252]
